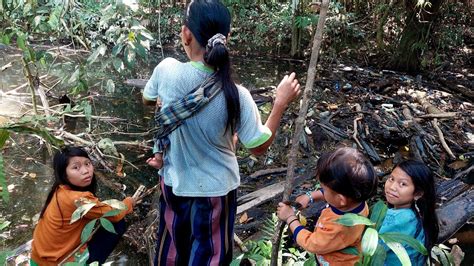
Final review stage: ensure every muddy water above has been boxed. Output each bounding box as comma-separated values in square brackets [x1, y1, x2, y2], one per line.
[0, 47, 307, 263]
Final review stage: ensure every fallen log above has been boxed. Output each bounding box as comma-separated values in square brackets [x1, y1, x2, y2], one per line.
[437, 189, 474, 243]
[237, 181, 285, 215]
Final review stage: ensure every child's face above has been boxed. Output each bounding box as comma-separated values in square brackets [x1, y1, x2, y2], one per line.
[385, 167, 419, 209]
[66, 156, 94, 188]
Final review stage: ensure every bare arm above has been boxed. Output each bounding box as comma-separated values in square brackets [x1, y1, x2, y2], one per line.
[249, 72, 301, 156]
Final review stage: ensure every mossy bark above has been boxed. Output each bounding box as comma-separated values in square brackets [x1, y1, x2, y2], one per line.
[391, 0, 444, 73]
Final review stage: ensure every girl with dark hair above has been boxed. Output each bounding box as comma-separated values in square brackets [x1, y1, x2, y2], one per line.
[380, 160, 439, 265]
[30, 147, 135, 266]
[142, 0, 300, 264]
[276, 147, 378, 265]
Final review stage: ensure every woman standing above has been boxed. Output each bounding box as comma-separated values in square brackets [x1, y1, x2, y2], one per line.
[143, 1, 300, 264]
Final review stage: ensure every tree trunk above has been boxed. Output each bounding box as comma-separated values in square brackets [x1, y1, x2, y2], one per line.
[290, 0, 302, 57]
[391, 0, 444, 73]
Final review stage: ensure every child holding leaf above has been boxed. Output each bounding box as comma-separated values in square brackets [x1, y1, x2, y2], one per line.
[276, 147, 378, 265]
[31, 147, 136, 266]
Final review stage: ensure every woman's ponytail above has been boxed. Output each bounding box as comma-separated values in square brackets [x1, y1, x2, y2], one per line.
[204, 34, 240, 133]
[185, 0, 240, 133]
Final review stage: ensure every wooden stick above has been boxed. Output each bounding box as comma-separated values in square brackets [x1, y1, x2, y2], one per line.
[418, 112, 457, 119]
[234, 233, 248, 253]
[270, 0, 330, 264]
[432, 118, 456, 160]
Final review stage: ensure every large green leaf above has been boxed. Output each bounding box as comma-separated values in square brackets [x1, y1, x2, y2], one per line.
[99, 218, 116, 234]
[340, 246, 359, 256]
[87, 44, 107, 64]
[369, 200, 387, 230]
[81, 219, 97, 244]
[0, 155, 9, 203]
[336, 213, 374, 226]
[361, 227, 379, 256]
[368, 244, 387, 266]
[380, 232, 427, 255]
[70, 202, 97, 224]
[385, 242, 411, 266]
[0, 124, 64, 148]
[102, 199, 127, 210]
[0, 129, 9, 149]
[102, 209, 121, 218]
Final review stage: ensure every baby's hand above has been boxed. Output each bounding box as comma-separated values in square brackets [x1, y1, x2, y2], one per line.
[146, 153, 163, 169]
[295, 194, 311, 209]
[276, 202, 296, 222]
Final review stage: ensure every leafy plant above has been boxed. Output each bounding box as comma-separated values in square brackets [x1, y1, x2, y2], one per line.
[67, 197, 128, 263]
[335, 201, 428, 266]
[231, 213, 314, 265]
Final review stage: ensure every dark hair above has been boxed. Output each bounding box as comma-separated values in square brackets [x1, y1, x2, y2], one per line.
[396, 160, 439, 251]
[184, 0, 240, 133]
[39, 147, 97, 220]
[317, 147, 377, 202]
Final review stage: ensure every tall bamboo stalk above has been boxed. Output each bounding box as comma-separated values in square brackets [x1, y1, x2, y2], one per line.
[269, 0, 330, 264]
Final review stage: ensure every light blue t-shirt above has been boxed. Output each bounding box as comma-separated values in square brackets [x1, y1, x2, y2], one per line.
[379, 208, 426, 266]
[143, 58, 272, 197]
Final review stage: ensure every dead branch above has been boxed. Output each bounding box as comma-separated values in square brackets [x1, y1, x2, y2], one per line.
[432, 118, 456, 160]
[270, 1, 330, 264]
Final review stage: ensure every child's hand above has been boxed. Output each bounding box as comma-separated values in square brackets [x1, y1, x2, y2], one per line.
[295, 194, 311, 209]
[274, 72, 301, 108]
[146, 153, 163, 169]
[276, 202, 296, 222]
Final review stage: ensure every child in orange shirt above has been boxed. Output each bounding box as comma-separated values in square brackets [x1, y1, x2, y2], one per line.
[277, 147, 378, 265]
[31, 147, 136, 265]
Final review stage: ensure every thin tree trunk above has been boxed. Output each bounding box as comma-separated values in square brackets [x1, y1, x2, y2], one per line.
[376, 0, 394, 50]
[269, 0, 330, 264]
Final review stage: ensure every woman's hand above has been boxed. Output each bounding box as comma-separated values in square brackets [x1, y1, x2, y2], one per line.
[146, 153, 163, 169]
[276, 202, 296, 222]
[274, 72, 301, 109]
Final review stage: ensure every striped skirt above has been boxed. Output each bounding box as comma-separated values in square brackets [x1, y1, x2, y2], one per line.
[154, 178, 237, 266]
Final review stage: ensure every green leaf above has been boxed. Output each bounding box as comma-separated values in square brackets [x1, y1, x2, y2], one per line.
[385, 242, 411, 266]
[47, 11, 59, 29]
[340, 246, 359, 256]
[70, 202, 97, 224]
[123, 46, 136, 68]
[102, 209, 121, 218]
[0, 129, 10, 148]
[68, 68, 80, 84]
[102, 199, 127, 210]
[1, 34, 11, 45]
[140, 31, 154, 40]
[105, 79, 115, 94]
[369, 244, 387, 266]
[336, 213, 374, 226]
[0, 155, 9, 203]
[87, 44, 107, 64]
[380, 232, 427, 255]
[362, 227, 378, 256]
[112, 57, 125, 72]
[369, 200, 387, 230]
[16, 32, 27, 51]
[81, 219, 97, 244]
[0, 221, 11, 231]
[134, 42, 147, 59]
[33, 15, 43, 27]
[1, 124, 64, 147]
[99, 218, 116, 234]
[111, 44, 124, 56]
